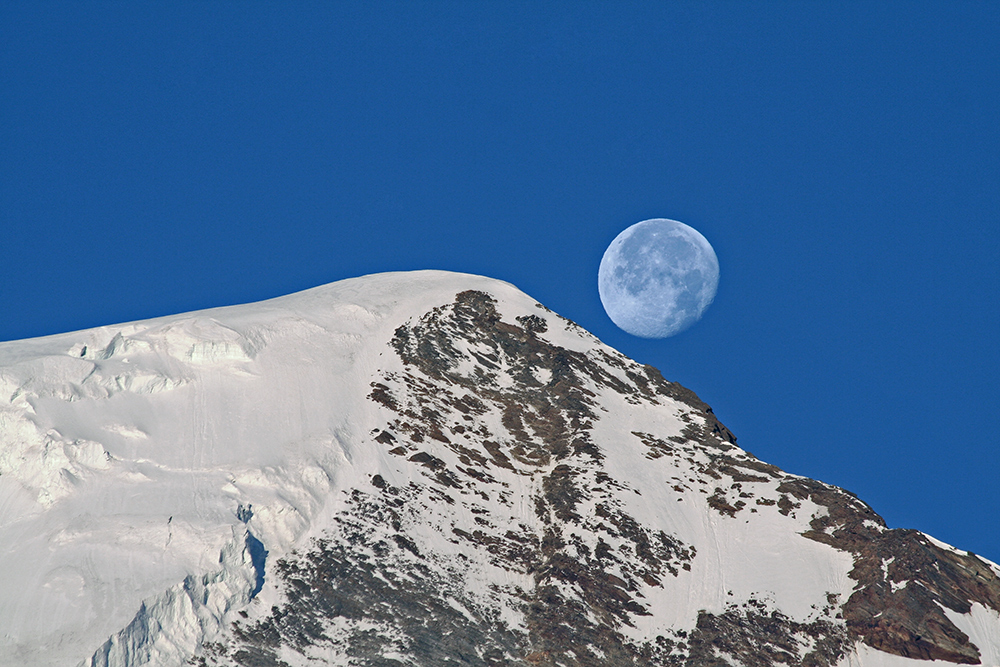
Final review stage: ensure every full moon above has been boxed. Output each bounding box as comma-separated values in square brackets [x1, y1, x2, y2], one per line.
[598, 218, 719, 338]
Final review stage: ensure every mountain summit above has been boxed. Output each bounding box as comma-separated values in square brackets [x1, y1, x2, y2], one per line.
[1, 271, 997, 667]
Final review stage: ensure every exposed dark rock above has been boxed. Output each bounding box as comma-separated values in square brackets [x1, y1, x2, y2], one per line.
[781, 478, 1000, 663]
[707, 488, 746, 517]
[686, 598, 851, 667]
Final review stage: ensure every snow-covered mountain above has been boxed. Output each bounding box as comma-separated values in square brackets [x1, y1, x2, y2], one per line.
[1, 271, 997, 667]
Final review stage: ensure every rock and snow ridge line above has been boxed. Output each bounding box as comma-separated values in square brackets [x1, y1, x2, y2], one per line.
[0, 270, 997, 667]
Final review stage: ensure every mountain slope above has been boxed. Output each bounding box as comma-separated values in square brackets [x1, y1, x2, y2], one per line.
[0, 271, 997, 667]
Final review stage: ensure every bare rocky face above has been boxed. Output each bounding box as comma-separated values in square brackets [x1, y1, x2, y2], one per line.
[192, 290, 1000, 667]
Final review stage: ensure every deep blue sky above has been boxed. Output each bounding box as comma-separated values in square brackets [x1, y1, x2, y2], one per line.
[3, 3, 998, 561]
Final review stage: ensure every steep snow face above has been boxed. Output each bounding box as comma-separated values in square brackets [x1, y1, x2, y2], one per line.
[0, 271, 997, 667]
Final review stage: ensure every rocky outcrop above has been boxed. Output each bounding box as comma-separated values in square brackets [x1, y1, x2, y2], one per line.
[780, 477, 1000, 664]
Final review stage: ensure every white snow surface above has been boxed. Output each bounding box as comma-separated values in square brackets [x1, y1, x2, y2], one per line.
[0, 271, 474, 667]
[0, 270, 996, 667]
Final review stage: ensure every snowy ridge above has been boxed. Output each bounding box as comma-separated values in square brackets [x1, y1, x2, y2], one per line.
[0, 271, 998, 667]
